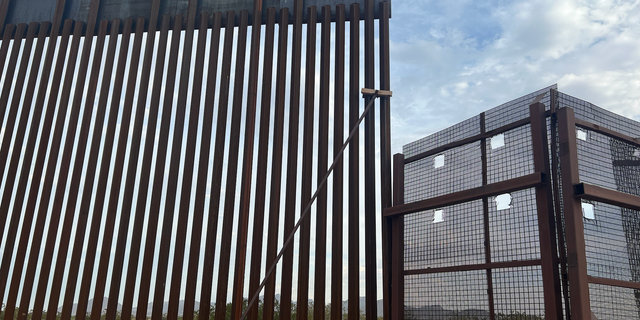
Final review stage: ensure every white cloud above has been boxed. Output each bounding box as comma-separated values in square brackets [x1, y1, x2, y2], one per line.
[390, 0, 640, 153]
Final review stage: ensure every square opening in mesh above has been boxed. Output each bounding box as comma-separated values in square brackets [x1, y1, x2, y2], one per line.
[433, 209, 444, 223]
[577, 129, 588, 141]
[495, 193, 512, 210]
[491, 133, 505, 150]
[434, 154, 445, 168]
[582, 202, 595, 220]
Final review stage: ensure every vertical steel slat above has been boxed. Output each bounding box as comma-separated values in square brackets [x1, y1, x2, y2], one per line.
[530, 101, 563, 320]
[58, 19, 109, 320]
[378, 3, 391, 319]
[0, 24, 15, 88]
[0, 21, 38, 310]
[215, 10, 249, 320]
[153, 8, 196, 320]
[120, 13, 170, 320]
[480, 113, 496, 320]
[0, 21, 49, 320]
[0, 22, 35, 199]
[5, 19, 56, 320]
[89, 17, 135, 320]
[181, 12, 214, 320]
[280, 2, 304, 319]
[390, 154, 404, 320]
[155, 7, 195, 318]
[167, 2, 205, 318]
[232, 1, 264, 317]
[297, 6, 317, 320]
[557, 107, 591, 319]
[314, 6, 331, 320]
[137, 14, 183, 320]
[111, 1, 162, 317]
[348, 4, 360, 320]
[363, 0, 377, 318]
[71, 18, 122, 320]
[102, 17, 145, 320]
[17, 18, 73, 320]
[246, 7, 275, 320]
[0, 23, 24, 151]
[331, 5, 345, 320]
[0, 0, 10, 35]
[199, 10, 233, 319]
[262, 7, 289, 320]
[31, 20, 82, 320]
[43, 4, 99, 318]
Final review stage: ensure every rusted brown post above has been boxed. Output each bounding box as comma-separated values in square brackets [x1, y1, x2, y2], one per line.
[557, 107, 592, 319]
[480, 113, 496, 320]
[391, 153, 405, 320]
[530, 98, 563, 320]
[379, 2, 392, 320]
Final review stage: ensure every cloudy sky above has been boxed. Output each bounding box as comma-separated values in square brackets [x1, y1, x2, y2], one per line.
[389, 0, 640, 153]
[1, 0, 640, 314]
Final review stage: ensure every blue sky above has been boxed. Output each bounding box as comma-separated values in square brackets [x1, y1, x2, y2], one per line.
[389, 0, 640, 153]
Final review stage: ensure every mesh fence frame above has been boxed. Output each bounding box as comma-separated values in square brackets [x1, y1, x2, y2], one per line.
[402, 87, 640, 320]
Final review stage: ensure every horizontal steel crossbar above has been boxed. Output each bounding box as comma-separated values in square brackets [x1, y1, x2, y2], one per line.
[587, 276, 640, 290]
[383, 172, 545, 217]
[575, 118, 640, 148]
[574, 183, 640, 211]
[405, 259, 543, 276]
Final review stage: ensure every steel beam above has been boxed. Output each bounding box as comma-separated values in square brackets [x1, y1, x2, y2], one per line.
[557, 107, 592, 319]
[405, 259, 543, 276]
[390, 153, 405, 320]
[574, 183, 640, 211]
[384, 173, 545, 217]
[530, 101, 563, 320]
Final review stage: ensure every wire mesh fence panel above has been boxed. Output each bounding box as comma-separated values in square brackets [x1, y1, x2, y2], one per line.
[489, 188, 541, 263]
[558, 92, 640, 138]
[405, 271, 490, 320]
[589, 283, 640, 320]
[403, 115, 481, 159]
[484, 85, 555, 132]
[583, 200, 640, 284]
[486, 124, 535, 184]
[404, 142, 482, 202]
[404, 200, 485, 270]
[492, 266, 546, 319]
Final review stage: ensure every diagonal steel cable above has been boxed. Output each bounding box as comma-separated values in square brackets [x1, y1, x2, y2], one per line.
[241, 91, 384, 320]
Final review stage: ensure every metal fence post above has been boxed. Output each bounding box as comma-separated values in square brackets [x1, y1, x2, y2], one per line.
[391, 153, 405, 320]
[530, 100, 563, 320]
[557, 107, 592, 319]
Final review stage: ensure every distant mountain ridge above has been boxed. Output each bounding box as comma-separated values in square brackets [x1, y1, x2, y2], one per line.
[60, 295, 384, 317]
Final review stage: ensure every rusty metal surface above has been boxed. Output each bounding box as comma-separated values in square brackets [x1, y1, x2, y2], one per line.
[557, 107, 592, 319]
[390, 153, 404, 320]
[263, 7, 288, 320]
[348, 4, 360, 320]
[331, 5, 345, 320]
[529, 102, 563, 320]
[0, 1, 391, 319]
